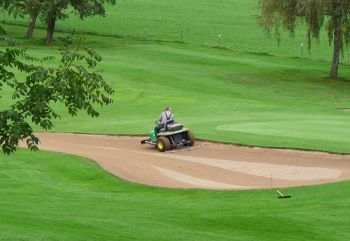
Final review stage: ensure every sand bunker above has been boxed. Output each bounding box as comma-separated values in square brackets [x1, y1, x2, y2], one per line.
[26, 133, 350, 190]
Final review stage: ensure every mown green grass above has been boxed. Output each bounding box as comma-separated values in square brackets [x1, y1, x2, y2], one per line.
[3, 0, 346, 61]
[0, 150, 349, 241]
[1, 5, 350, 241]
[2, 24, 350, 153]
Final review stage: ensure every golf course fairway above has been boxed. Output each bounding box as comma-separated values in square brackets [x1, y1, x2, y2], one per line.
[2, 25, 350, 153]
[1, 150, 350, 241]
[1, 0, 350, 240]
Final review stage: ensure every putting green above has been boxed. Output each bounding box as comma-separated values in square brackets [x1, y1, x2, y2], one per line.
[217, 117, 350, 142]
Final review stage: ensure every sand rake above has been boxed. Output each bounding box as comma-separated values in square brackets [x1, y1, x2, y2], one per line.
[270, 174, 292, 199]
[277, 190, 291, 199]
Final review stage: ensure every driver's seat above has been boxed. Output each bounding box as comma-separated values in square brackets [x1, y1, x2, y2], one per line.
[166, 123, 183, 132]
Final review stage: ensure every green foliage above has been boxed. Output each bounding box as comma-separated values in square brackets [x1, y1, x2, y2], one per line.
[258, 0, 350, 78]
[40, 0, 117, 21]
[0, 25, 6, 35]
[70, 0, 117, 19]
[0, 0, 26, 18]
[0, 33, 113, 154]
[258, 0, 350, 49]
[0, 0, 117, 42]
[0, 1, 44, 39]
[42, 0, 116, 43]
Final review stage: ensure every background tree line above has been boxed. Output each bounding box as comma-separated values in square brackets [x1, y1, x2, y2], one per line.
[0, 0, 116, 44]
[259, 0, 350, 79]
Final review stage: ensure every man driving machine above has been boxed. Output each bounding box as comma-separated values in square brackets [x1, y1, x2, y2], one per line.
[155, 107, 174, 135]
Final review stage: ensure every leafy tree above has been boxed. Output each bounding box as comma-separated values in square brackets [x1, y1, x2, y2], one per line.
[0, 0, 26, 19]
[0, 0, 41, 38]
[25, 0, 42, 38]
[0, 30, 114, 154]
[43, 0, 116, 44]
[0, 0, 116, 43]
[258, 0, 350, 79]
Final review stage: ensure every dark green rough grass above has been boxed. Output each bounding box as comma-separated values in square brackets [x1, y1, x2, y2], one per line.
[0, 150, 349, 241]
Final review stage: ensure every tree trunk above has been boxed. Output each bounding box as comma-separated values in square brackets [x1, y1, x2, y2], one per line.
[26, 13, 38, 39]
[45, 17, 56, 45]
[329, 1, 342, 79]
[330, 23, 342, 79]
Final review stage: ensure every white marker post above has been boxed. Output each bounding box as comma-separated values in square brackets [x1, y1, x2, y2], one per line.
[300, 43, 304, 58]
[218, 34, 222, 47]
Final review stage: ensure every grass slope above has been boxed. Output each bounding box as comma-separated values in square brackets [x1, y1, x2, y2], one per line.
[0, 150, 349, 241]
[2, 25, 350, 153]
[3, 0, 346, 61]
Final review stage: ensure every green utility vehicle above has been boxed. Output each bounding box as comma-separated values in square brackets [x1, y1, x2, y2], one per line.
[141, 122, 195, 152]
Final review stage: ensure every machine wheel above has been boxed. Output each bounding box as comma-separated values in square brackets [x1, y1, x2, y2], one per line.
[187, 131, 195, 146]
[156, 137, 171, 152]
